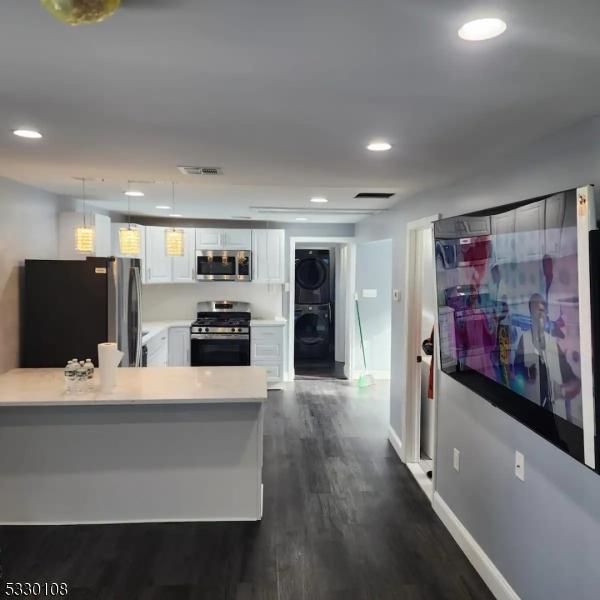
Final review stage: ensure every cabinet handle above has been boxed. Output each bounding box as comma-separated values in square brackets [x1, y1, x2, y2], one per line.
[148, 267, 152, 280]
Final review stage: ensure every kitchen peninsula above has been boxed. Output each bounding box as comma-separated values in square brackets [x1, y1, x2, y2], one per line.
[0, 367, 267, 524]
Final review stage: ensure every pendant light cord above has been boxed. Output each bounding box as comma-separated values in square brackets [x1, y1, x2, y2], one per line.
[81, 178, 87, 227]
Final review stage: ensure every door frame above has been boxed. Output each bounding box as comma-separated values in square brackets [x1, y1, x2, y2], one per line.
[401, 215, 440, 498]
[287, 237, 356, 381]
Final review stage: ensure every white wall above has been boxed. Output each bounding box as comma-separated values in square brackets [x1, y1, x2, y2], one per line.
[355, 116, 600, 600]
[142, 282, 283, 321]
[0, 177, 62, 374]
[355, 239, 392, 377]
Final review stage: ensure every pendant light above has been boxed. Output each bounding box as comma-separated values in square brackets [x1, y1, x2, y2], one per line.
[119, 181, 142, 256]
[74, 178, 95, 254]
[165, 183, 184, 257]
[41, 0, 121, 26]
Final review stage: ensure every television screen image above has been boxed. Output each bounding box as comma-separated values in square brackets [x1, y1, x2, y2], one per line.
[434, 190, 586, 457]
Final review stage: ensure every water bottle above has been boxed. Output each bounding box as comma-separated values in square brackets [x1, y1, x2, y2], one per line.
[64, 360, 77, 394]
[84, 359, 95, 391]
[76, 361, 88, 393]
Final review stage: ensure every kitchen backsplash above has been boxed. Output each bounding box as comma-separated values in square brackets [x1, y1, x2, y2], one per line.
[142, 282, 284, 321]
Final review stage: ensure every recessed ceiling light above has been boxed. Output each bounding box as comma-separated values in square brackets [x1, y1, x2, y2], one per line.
[124, 190, 144, 197]
[169, 213, 182, 218]
[310, 197, 328, 203]
[458, 18, 507, 41]
[13, 128, 42, 139]
[366, 141, 392, 152]
[296, 217, 308, 221]
[155, 205, 172, 210]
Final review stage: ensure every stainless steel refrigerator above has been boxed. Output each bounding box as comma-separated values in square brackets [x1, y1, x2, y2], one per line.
[23, 257, 142, 368]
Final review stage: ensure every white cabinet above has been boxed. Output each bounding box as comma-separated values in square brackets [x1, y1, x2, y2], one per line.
[252, 229, 285, 284]
[171, 228, 196, 283]
[195, 228, 252, 250]
[145, 227, 172, 284]
[146, 329, 168, 367]
[168, 327, 191, 366]
[515, 200, 545, 260]
[58, 212, 112, 260]
[145, 226, 196, 284]
[251, 325, 285, 389]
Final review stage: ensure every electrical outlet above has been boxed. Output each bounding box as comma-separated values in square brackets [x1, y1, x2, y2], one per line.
[453, 448, 460, 472]
[515, 451, 525, 481]
[393, 289, 400, 302]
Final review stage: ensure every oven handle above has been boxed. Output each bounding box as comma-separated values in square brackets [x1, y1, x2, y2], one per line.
[191, 334, 250, 340]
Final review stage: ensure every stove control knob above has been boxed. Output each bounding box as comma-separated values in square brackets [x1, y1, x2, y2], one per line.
[231, 328, 236, 332]
[204, 328, 210, 333]
[238, 328, 242, 333]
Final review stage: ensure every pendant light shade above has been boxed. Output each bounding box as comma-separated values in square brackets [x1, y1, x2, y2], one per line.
[75, 224, 95, 253]
[165, 228, 184, 257]
[75, 177, 95, 254]
[165, 182, 184, 257]
[119, 226, 141, 256]
[41, 0, 121, 26]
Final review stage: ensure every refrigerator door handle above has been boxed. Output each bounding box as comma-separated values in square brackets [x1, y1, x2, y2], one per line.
[133, 265, 143, 367]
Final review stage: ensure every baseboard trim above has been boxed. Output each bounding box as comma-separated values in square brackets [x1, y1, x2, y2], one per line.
[388, 425, 404, 462]
[432, 492, 520, 600]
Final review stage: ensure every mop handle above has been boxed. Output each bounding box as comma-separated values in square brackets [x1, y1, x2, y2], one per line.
[355, 298, 368, 370]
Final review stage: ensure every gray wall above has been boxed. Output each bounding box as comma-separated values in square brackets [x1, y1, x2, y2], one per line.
[355, 240, 392, 375]
[355, 116, 600, 600]
[0, 177, 63, 374]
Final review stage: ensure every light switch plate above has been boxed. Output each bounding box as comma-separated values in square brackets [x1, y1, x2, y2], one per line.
[453, 448, 460, 472]
[515, 451, 525, 481]
[362, 289, 378, 298]
[393, 289, 400, 302]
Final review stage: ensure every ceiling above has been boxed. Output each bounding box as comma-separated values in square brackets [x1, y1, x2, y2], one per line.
[1, 0, 600, 222]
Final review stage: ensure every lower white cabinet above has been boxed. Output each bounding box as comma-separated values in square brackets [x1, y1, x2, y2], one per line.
[251, 325, 285, 389]
[168, 327, 191, 366]
[146, 329, 168, 367]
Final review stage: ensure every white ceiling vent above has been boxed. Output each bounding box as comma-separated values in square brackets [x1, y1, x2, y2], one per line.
[177, 166, 223, 176]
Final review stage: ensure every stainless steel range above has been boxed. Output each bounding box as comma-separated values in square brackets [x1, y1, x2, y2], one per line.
[190, 301, 251, 366]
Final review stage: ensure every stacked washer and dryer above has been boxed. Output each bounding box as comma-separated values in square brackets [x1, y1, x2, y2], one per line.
[294, 249, 335, 368]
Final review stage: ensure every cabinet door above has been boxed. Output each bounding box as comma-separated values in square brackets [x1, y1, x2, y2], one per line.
[168, 327, 191, 366]
[195, 228, 221, 249]
[171, 228, 197, 283]
[221, 229, 252, 250]
[252, 229, 285, 283]
[147, 330, 169, 367]
[145, 227, 172, 284]
[515, 200, 545, 261]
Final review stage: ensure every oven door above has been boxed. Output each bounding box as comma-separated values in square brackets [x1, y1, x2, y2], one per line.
[196, 251, 237, 281]
[191, 334, 251, 366]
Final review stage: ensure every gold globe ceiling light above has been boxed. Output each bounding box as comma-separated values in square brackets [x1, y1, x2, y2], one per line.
[40, 0, 121, 25]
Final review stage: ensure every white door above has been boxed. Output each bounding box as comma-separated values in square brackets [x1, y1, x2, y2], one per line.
[145, 227, 172, 284]
[195, 228, 222, 249]
[168, 327, 191, 366]
[221, 229, 252, 250]
[171, 228, 196, 283]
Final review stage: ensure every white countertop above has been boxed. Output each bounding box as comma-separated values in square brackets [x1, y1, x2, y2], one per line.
[250, 318, 287, 327]
[0, 367, 268, 407]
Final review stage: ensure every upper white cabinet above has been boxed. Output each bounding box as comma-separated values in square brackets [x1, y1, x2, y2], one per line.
[145, 226, 196, 284]
[145, 226, 172, 284]
[58, 212, 111, 260]
[195, 228, 252, 250]
[171, 228, 196, 283]
[252, 229, 285, 284]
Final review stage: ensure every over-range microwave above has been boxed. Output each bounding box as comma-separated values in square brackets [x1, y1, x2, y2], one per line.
[196, 250, 252, 281]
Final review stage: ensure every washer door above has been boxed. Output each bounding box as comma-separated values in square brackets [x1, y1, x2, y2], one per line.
[295, 311, 329, 346]
[296, 257, 327, 291]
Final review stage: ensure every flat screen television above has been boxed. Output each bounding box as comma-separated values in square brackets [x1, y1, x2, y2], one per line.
[434, 187, 597, 468]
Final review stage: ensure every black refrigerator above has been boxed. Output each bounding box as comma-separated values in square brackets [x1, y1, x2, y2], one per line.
[23, 257, 142, 368]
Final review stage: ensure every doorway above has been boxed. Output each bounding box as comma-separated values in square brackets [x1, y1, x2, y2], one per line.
[294, 247, 338, 378]
[288, 237, 356, 381]
[401, 215, 439, 500]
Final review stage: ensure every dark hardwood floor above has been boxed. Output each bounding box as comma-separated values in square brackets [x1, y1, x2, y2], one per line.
[0, 380, 492, 600]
